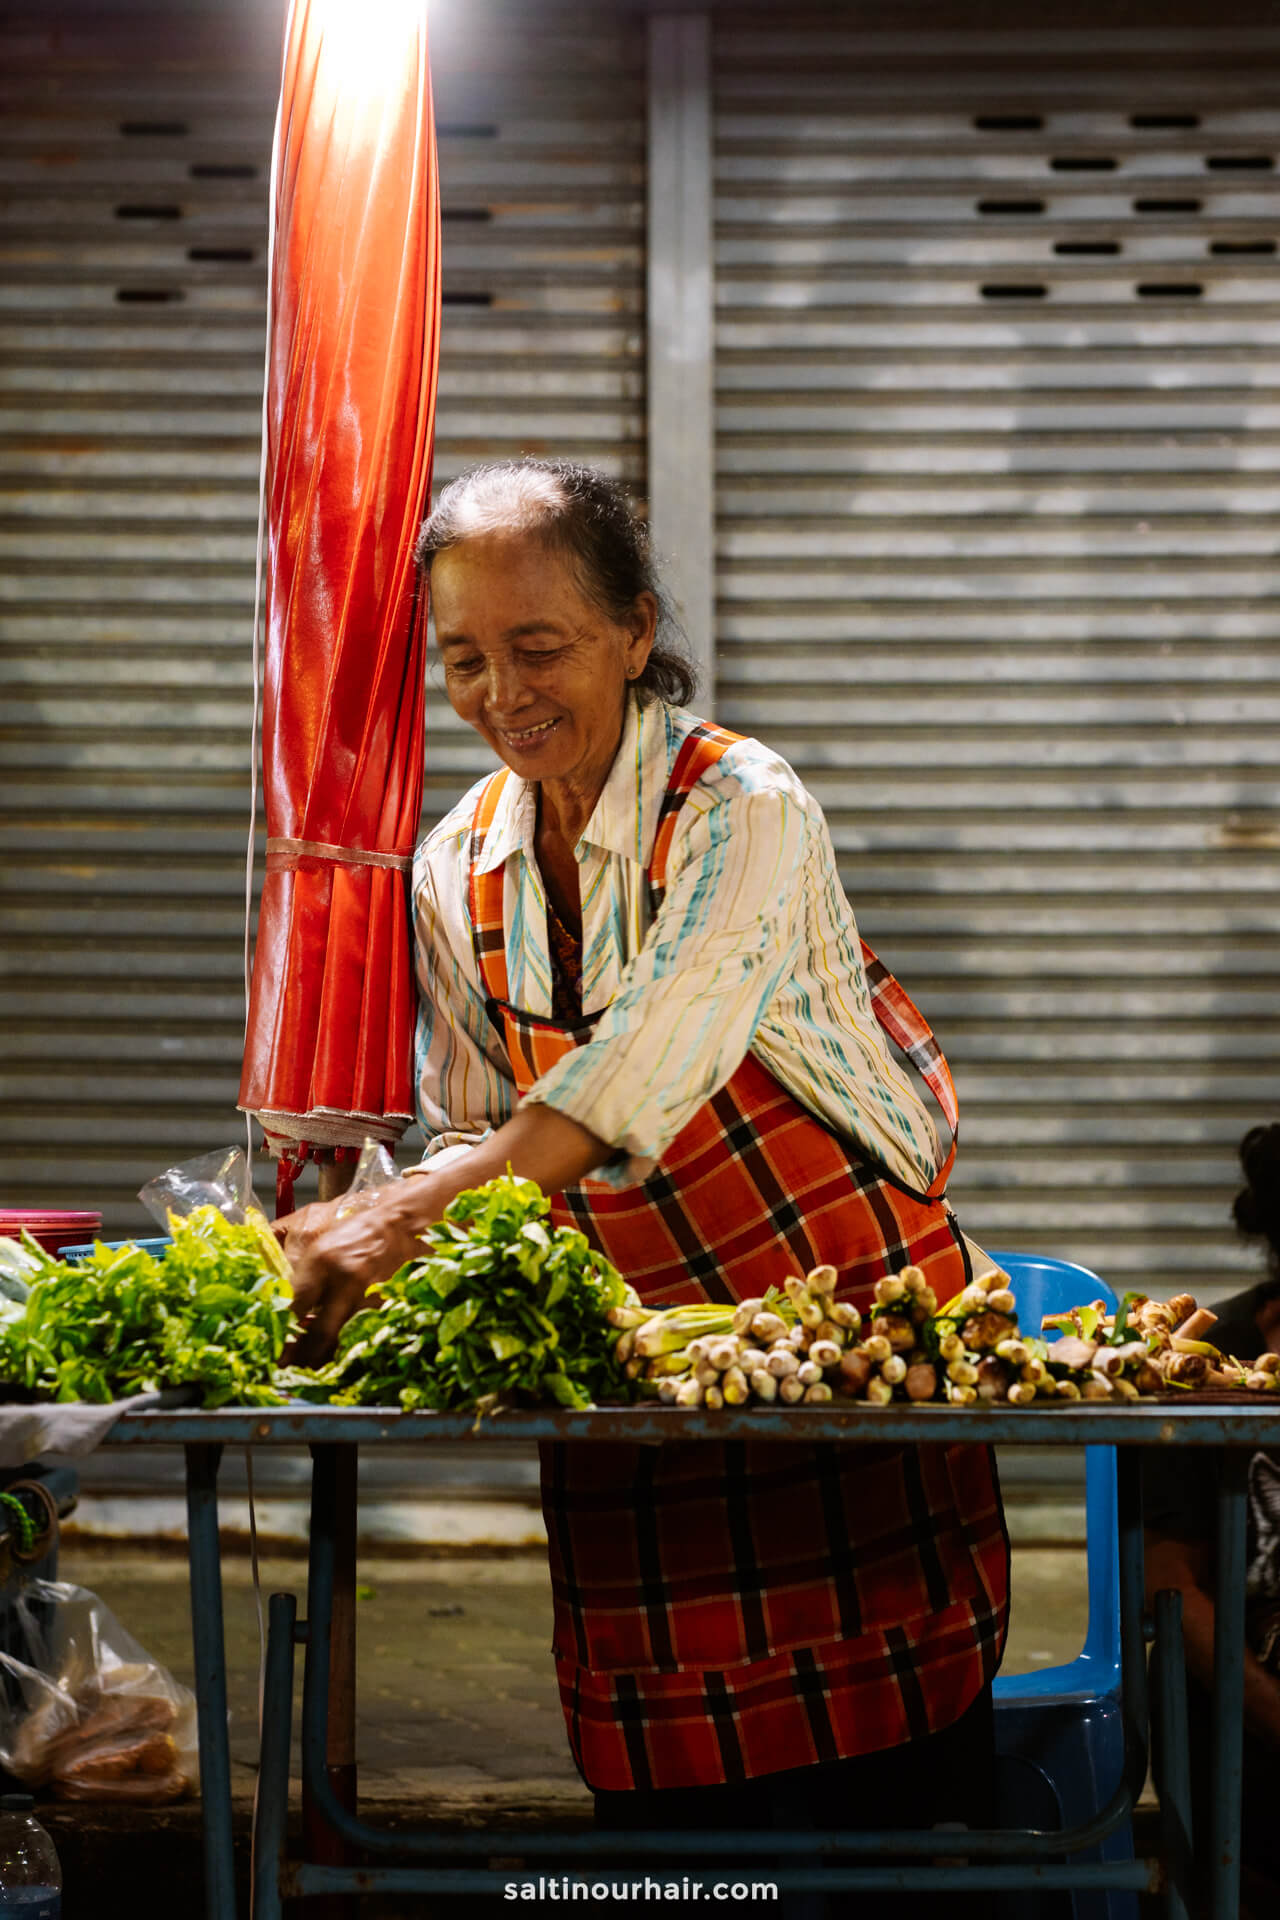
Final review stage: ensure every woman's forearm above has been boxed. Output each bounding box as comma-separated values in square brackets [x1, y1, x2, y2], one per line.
[280, 1104, 612, 1360]
[1166, 1575, 1280, 1752]
[399, 1103, 610, 1224]
[1146, 1529, 1280, 1753]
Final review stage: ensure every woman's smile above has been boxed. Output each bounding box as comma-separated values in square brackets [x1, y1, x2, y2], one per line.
[497, 714, 563, 751]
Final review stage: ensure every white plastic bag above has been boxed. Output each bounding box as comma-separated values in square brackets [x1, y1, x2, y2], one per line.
[332, 1138, 400, 1218]
[0, 1581, 198, 1802]
[137, 1144, 258, 1229]
[138, 1139, 397, 1230]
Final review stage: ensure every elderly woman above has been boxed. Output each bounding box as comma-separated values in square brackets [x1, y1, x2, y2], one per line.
[280, 459, 1009, 1878]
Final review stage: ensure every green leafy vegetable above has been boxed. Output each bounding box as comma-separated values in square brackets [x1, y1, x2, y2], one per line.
[283, 1174, 633, 1412]
[0, 1206, 298, 1407]
[1109, 1291, 1144, 1346]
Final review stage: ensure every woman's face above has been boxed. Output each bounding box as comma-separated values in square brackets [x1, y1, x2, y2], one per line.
[431, 531, 656, 794]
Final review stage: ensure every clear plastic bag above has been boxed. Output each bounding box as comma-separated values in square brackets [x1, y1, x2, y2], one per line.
[348, 1138, 398, 1195]
[138, 1139, 397, 1232]
[138, 1144, 258, 1229]
[0, 1581, 198, 1802]
[332, 1138, 401, 1219]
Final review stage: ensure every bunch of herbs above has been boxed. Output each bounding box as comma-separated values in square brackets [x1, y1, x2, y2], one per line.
[0, 1206, 297, 1406]
[283, 1174, 635, 1411]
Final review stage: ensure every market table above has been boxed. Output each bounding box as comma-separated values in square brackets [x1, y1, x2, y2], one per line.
[102, 1401, 1265, 1919]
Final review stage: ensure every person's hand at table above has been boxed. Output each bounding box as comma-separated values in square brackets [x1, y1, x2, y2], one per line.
[275, 1108, 610, 1365]
[275, 1179, 439, 1365]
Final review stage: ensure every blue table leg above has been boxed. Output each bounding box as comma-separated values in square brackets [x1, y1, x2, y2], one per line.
[251, 1592, 298, 1920]
[302, 1444, 358, 1919]
[1211, 1448, 1248, 1920]
[185, 1442, 237, 1920]
[1152, 1588, 1192, 1920]
[1116, 1447, 1150, 1795]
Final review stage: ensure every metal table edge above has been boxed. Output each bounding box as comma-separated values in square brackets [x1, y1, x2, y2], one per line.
[102, 1401, 1280, 1446]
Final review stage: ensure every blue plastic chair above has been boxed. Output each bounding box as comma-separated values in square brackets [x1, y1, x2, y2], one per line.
[988, 1250, 1136, 1920]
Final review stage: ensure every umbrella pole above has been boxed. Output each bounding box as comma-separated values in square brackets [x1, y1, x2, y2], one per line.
[317, 1160, 356, 1202]
[309, 1155, 357, 1918]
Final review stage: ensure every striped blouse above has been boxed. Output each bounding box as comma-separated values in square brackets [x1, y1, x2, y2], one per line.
[411, 694, 944, 1192]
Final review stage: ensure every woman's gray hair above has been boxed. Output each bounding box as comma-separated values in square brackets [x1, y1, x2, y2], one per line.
[414, 459, 698, 708]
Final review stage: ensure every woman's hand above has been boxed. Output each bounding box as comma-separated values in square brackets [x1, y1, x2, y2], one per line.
[273, 1109, 609, 1367]
[275, 1184, 436, 1365]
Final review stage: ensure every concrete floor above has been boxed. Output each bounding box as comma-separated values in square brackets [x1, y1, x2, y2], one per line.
[54, 1533, 1093, 1815]
[22, 1522, 1105, 1916]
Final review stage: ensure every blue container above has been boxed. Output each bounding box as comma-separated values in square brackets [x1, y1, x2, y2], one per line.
[58, 1239, 170, 1264]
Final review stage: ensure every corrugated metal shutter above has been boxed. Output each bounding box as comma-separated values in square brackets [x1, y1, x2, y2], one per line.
[712, 20, 1280, 1302]
[419, 2, 646, 820]
[0, 0, 644, 1234]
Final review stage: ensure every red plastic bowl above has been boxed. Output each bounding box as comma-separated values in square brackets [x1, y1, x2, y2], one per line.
[0, 1210, 103, 1255]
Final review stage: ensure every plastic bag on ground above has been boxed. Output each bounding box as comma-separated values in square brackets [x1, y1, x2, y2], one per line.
[0, 1581, 198, 1803]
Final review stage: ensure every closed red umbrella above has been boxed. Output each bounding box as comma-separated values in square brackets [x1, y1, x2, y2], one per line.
[238, 0, 441, 1210]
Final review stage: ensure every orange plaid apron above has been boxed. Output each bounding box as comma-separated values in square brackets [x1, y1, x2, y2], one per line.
[467, 722, 1009, 1790]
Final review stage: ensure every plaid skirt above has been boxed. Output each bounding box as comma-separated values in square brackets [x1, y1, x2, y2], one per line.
[543, 1427, 1008, 1791]
[538, 1057, 1009, 1792]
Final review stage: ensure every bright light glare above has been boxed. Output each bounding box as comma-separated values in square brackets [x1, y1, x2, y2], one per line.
[308, 0, 427, 102]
